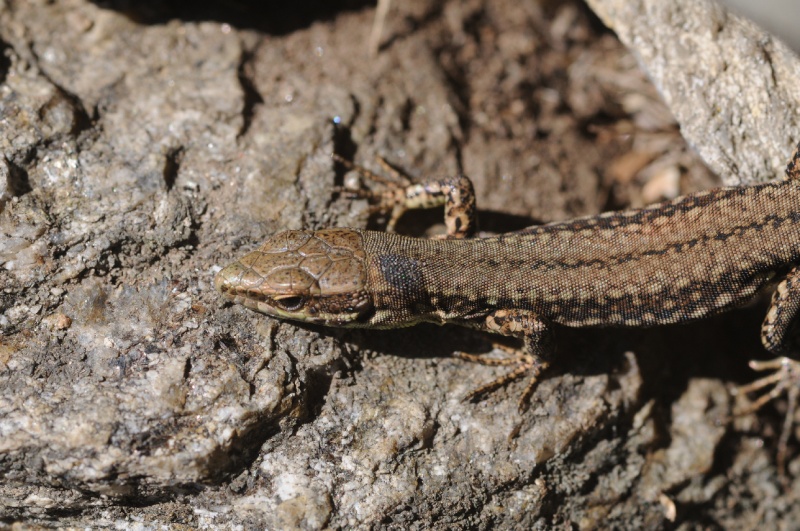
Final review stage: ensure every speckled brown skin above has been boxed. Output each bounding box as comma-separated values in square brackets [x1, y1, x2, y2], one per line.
[216, 145, 800, 443]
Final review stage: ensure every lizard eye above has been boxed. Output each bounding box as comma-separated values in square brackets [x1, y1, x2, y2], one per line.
[273, 295, 306, 312]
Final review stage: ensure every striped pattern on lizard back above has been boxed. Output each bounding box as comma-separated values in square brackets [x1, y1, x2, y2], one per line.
[361, 179, 800, 328]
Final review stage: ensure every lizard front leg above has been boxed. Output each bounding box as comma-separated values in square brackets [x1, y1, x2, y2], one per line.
[457, 309, 554, 411]
[334, 154, 477, 238]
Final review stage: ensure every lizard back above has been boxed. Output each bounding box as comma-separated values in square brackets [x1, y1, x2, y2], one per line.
[361, 179, 800, 328]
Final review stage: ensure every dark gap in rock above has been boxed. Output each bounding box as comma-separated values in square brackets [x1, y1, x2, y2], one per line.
[235, 47, 264, 139]
[0, 39, 11, 87]
[4, 156, 32, 198]
[163, 146, 184, 192]
[90, 0, 377, 35]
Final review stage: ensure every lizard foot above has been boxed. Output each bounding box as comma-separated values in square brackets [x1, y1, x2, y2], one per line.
[332, 152, 477, 238]
[735, 356, 800, 474]
[456, 345, 549, 412]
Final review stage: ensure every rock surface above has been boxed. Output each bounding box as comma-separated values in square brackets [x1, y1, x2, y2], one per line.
[1, 0, 799, 528]
[587, 0, 800, 184]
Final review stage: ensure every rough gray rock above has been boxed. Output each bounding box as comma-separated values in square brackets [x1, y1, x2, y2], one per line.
[586, 0, 800, 184]
[1, 0, 799, 528]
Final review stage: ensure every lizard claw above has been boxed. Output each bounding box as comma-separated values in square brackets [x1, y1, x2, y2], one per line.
[735, 357, 800, 413]
[456, 347, 548, 412]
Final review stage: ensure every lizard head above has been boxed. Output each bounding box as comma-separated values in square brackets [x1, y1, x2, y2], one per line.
[215, 229, 374, 326]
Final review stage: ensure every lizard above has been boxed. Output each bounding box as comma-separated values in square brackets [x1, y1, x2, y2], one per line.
[215, 143, 800, 464]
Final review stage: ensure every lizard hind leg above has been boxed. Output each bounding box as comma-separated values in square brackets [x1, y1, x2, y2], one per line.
[736, 264, 800, 473]
[457, 310, 554, 412]
[735, 357, 800, 474]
